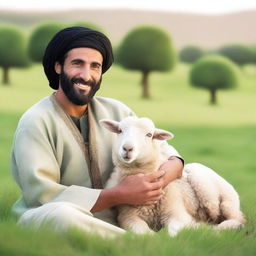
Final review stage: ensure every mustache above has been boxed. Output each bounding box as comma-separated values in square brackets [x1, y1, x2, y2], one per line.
[71, 77, 95, 86]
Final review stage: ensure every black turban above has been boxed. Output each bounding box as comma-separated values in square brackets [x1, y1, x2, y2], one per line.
[42, 26, 114, 89]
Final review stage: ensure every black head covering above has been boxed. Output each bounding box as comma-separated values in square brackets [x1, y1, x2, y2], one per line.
[42, 26, 114, 89]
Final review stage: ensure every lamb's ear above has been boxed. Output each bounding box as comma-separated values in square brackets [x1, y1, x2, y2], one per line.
[153, 128, 174, 140]
[99, 119, 121, 134]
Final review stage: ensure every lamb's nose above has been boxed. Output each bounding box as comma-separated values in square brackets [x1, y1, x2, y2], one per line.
[123, 145, 133, 152]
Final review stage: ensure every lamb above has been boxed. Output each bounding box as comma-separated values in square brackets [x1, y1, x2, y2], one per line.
[100, 116, 246, 236]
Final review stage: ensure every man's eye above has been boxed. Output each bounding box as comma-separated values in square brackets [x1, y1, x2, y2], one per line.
[92, 63, 101, 69]
[72, 61, 82, 66]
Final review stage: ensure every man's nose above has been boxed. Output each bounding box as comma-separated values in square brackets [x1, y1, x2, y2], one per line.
[80, 67, 91, 82]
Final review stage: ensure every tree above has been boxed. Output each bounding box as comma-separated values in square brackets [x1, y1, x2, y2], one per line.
[0, 26, 29, 85]
[179, 45, 205, 63]
[117, 26, 176, 98]
[28, 22, 64, 62]
[217, 44, 256, 66]
[189, 55, 238, 105]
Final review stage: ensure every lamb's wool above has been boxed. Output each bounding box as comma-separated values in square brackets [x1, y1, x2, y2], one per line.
[101, 116, 245, 236]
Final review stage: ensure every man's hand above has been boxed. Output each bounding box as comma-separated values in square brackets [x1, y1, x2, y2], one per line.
[90, 171, 165, 212]
[115, 170, 166, 205]
[158, 156, 183, 187]
[91, 157, 183, 213]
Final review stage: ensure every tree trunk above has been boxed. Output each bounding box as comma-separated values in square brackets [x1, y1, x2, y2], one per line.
[210, 88, 217, 105]
[2, 66, 10, 85]
[141, 71, 150, 99]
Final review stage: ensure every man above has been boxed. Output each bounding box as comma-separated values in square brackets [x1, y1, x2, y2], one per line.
[11, 27, 183, 237]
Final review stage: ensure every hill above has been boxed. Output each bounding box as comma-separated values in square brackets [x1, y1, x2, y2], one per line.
[0, 8, 256, 49]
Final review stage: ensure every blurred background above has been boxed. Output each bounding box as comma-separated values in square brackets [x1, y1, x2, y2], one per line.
[0, 0, 256, 124]
[0, 1, 256, 254]
[1, 0, 256, 47]
[0, 0, 256, 114]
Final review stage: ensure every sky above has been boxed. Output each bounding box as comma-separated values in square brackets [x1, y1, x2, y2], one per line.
[1, 0, 256, 14]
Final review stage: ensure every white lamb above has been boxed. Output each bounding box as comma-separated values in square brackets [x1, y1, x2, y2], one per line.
[100, 116, 245, 236]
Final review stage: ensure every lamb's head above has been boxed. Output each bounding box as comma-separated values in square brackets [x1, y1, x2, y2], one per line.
[100, 116, 174, 165]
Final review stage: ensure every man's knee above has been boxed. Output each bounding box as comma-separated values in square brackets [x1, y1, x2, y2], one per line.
[19, 202, 125, 237]
[19, 202, 92, 230]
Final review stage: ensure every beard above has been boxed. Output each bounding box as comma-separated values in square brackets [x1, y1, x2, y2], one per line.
[60, 70, 102, 106]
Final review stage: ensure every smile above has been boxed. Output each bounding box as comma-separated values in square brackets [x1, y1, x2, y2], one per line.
[74, 83, 91, 92]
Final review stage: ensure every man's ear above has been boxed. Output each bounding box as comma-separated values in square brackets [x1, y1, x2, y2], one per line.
[99, 119, 121, 134]
[55, 62, 61, 74]
[153, 128, 174, 140]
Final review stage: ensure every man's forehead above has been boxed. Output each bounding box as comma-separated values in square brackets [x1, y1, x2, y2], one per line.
[66, 47, 103, 62]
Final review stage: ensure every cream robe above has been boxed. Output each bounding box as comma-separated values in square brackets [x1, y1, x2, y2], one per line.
[10, 94, 181, 236]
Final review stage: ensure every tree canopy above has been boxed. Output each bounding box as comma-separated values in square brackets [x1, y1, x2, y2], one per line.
[217, 44, 256, 66]
[0, 25, 29, 84]
[179, 45, 205, 63]
[28, 22, 64, 62]
[190, 54, 238, 104]
[117, 25, 176, 98]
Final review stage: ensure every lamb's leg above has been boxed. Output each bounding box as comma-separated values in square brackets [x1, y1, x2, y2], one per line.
[119, 215, 154, 234]
[118, 206, 154, 235]
[166, 204, 199, 237]
[184, 163, 221, 221]
[167, 215, 198, 237]
[164, 183, 197, 237]
[215, 220, 244, 231]
[215, 195, 246, 230]
[185, 163, 246, 230]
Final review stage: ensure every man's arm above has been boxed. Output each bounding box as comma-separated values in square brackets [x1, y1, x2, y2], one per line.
[91, 157, 183, 213]
[158, 156, 184, 187]
[11, 122, 102, 213]
[91, 156, 183, 213]
[157, 139, 184, 187]
[91, 170, 166, 212]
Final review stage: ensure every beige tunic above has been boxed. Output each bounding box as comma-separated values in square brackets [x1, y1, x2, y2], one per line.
[10, 94, 181, 236]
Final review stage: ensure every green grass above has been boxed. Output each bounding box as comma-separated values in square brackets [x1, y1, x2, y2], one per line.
[0, 63, 256, 255]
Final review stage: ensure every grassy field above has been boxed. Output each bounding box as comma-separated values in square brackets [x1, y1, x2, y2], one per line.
[0, 63, 255, 255]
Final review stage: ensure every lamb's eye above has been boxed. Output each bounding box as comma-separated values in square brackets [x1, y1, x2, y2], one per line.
[146, 133, 152, 138]
[118, 129, 122, 134]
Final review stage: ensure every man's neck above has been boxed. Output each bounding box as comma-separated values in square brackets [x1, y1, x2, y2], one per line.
[55, 89, 87, 118]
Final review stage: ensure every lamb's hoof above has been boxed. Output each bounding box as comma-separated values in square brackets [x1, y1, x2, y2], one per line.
[167, 220, 186, 237]
[146, 229, 155, 235]
[168, 228, 178, 237]
[214, 220, 244, 231]
[190, 222, 201, 229]
[131, 227, 155, 235]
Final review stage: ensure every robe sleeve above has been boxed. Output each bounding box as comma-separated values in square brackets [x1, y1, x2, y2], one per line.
[11, 122, 101, 214]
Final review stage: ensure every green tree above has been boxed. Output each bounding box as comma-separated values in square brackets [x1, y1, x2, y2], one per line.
[0, 26, 29, 85]
[117, 25, 176, 98]
[250, 46, 256, 72]
[217, 44, 256, 66]
[179, 45, 205, 63]
[28, 22, 64, 62]
[190, 55, 238, 105]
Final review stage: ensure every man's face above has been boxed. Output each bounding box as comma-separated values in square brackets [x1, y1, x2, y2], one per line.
[57, 48, 103, 106]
